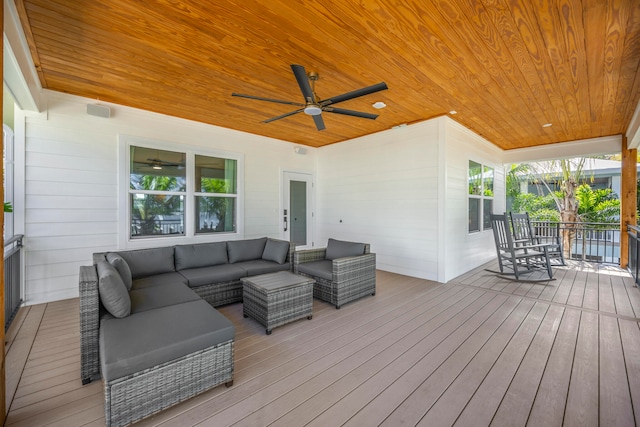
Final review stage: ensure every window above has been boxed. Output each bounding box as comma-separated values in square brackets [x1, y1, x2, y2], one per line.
[126, 140, 241, 241]
[469, 160, 494, 233]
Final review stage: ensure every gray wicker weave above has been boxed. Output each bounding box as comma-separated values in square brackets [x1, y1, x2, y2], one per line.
[104, 340, 234, 427]
[294, 244, 376, 309]
[241, 271, 314, 334]
[79, 264, 235, 427]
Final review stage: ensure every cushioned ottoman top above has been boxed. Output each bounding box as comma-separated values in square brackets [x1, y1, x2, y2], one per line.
[99, 299, 234, 381]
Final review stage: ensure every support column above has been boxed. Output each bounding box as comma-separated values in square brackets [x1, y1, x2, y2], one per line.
[0, 0, 5, 421]
[620, 136, 637, 268]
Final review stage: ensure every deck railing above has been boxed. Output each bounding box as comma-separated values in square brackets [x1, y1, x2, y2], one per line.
[628, 224, 640, 286]
[531, 221, 621, 265]
[5, 234, 23, 331]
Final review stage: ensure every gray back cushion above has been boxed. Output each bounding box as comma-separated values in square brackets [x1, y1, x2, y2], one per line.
[175, 242, 228, 270]
[262, 238, 290, 264]
[115, 247, 175, 279]
[106, 253, 133, 290]
[96, 260, 131, 318]
[325, 238, 366, 260]
[227, 238, 267, 263]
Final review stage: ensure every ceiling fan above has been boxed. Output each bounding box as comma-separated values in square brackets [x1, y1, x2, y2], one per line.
[232, 64, 388, 131]
[135, 158, 184, 171]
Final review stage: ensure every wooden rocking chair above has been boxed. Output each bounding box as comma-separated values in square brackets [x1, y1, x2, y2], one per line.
[510, 212, 566, 266]
[487, 213, 555, 282]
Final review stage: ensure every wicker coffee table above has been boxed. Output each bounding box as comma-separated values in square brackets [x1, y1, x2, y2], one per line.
[241, 271, 315, 335]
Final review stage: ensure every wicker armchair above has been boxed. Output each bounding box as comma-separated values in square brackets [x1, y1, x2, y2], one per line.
[294, 240, 376, 309]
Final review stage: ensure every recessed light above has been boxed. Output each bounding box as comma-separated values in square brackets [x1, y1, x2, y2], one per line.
[542, 123, 553, 127]
[372, 101, 386, 109]
[449, 110, 457, 115]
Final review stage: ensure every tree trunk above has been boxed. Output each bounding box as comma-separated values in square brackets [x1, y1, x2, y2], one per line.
[560, 177, 578, 259]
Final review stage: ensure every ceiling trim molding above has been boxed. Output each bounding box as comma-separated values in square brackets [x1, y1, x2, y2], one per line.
[3, 0, 41, 111]
[502, 135, 622, 164]
[626, 100, 640, 149]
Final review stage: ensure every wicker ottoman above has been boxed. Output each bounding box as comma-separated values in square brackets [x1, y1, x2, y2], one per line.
[241, 271, 314, 334]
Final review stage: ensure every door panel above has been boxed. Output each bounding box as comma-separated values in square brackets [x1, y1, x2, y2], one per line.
[283, 172, 313, 249]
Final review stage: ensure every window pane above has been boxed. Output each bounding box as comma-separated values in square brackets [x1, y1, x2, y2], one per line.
[469, 161, 482, 195]
[130, 146, 186, 191]
[195, 196, 236, 233]
[469, 198, 480, 232]
[195, 155, 237, 194]
[483, 199, 493, 229]
[130, 194, 184, 237]
[483, 166, 494, 197]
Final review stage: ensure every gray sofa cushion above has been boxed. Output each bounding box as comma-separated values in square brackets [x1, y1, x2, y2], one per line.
[179, 264, 248, 287]
[96, 260, 131, 318]
[175, 242, 228, 270]
[132, 272, 189, 290]
[227, 238, 267, 263]
[296, 260, 333, 281]
[262, 239, 289, 264]
[236, 260, 291, 276]
[99, 299, 234, 381]
[115, 247, 175, 279]
[106, 253, 133, 290]
[129, 283, 200, 314]
[325, 238, 366, 260]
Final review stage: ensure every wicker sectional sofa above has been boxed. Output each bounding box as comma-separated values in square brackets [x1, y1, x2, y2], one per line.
[79, 237, 293, 427]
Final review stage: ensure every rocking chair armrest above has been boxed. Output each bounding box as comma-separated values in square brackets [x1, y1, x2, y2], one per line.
[517, 243, 551, 251]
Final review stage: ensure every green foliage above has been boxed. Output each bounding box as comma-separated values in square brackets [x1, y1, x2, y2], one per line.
[131, 175, 183, 235]
[4, 202, 12, 213]
[529, 208, 561, 222]
[512, 192, 560, 213]
[575, 184, 620, 223]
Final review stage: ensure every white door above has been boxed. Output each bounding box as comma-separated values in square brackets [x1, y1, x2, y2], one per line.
[283, 172, 313, 249]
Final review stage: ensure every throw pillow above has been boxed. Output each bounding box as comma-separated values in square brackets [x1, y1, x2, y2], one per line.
[325, 238, 366, 260]
[96, 260, 131, 318]
[227, 238, 267, 263]
[262, 239, 290, 264]
[106, 253, 133, 290]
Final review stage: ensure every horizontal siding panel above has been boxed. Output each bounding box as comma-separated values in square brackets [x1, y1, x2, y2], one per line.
[26, 235, 118, 252]
[25, 276, 79, 304]
[26, 209, 117, 224]
[28, 247, 112, 266]
[26, 195, 116, 210]
[25, 152, 115, 172]
[27, 261, 86, 281]
[26, 222, 116, 238]
[26, 166, 114, 184]
[26, 181, 116, 197]
[26, 137, 115, 158]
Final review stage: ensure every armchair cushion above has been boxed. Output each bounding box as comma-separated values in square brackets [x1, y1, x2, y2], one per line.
[325, 238, 366, 260]
[115, 247, 175, 279]
[262, 238, 290, 264]
[175, 242, 228, 270]
[296, 260, 333, 281]
[227, 238, 267, 263]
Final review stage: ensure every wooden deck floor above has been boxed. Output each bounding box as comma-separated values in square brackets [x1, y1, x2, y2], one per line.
[5, 260, 640, 426]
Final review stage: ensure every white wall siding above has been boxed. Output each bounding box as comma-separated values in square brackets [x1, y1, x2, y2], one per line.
[17, 90, 316, 304]
[317, 121, 441, 281]
[441, 118, 506, 282]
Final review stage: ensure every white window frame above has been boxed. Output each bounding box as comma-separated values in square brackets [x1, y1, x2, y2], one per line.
[468, 160, 494, 234]
[118, 135, 244, 249]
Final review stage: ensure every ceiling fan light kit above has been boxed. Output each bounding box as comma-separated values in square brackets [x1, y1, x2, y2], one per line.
[232, 64, 388, 130]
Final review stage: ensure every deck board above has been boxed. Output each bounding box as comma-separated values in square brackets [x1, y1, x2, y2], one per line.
[4, 261, 640, 427]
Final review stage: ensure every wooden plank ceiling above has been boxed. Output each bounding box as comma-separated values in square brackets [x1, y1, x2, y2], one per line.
[14, 0, 640, 149]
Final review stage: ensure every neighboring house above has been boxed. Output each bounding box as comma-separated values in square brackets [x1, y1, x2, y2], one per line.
[520, 158, 640, 198]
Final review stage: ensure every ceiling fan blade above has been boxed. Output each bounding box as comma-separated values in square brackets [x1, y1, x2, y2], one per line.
[312, 114, 326, 131]
[321, 82, 388, 106]
[291, 64, 316, 103]
[323, 107, 379, 120]
[232, 93, 304, 107]
[263, 108, 305, 123]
